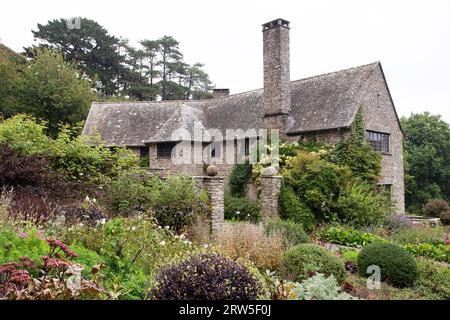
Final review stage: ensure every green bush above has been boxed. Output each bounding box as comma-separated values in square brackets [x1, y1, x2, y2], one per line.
[318, 226, 385, 248]
[282, 244, 346, 284]
[415, 258, 450, 300]
[278, 185, 315, 230]
[440, 210, 450, 225]
[264, 219, 309, 245]
[229, 163, 253, 197]
[405, 243, 450, 263]
[149, 176, 209, 232]
[423, 199, 449, 218]
[0, 228, 48, 265]
[105, 170, 152, 214]
[224, 192, 260, 222]
[333, 183, 392, 227]
[292, 273, 356, 300]
[357, 243, 418, 287]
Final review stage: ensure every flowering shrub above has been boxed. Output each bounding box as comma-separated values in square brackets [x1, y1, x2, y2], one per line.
[0, 238, 108, 300]
[149, 253, 262, 300]
[264, 218, 309, 246]
[318, 226, 386, 248]
[224, 192, 260, 222]
[405, 243, 450, 263]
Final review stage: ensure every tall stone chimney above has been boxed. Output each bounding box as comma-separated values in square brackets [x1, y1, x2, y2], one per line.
[262, 18, 291, 134]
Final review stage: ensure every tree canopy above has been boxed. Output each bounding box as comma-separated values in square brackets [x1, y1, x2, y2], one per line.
[27, 17, 213, 100]
[401, 112, 450, 213]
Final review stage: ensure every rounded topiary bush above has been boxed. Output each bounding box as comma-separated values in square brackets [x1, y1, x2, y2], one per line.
[423, 199, 449, 218]
[357, 243, 418, 287]
[148, 253, 262, 300]
[264, 218, 309, 245]
[440, 210, 450, 225]
[281, 244, 346, 284]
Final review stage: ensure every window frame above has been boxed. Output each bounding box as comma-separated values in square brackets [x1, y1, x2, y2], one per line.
[365, 130, 390, 154]
[156, 142, 176, 159]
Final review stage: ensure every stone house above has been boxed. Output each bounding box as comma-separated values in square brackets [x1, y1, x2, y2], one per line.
[83, 18, 405, 214]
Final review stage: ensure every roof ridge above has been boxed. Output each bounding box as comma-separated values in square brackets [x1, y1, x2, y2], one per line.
[290, 61, 381, 84]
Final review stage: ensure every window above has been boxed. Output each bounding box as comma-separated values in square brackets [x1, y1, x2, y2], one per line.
[366, 131, 390, 154]
[244, 138, 250, 156]
[139, 146, 149, 167]
[157, 142, 176, 159]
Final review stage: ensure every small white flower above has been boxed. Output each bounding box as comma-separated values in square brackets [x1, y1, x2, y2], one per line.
[131, 226, 136, 231]
[159, 240, 166, 246]
[203, 244, 209, 248]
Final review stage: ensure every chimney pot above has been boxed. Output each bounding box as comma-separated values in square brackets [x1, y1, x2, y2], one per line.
[212, 88, 230, 98]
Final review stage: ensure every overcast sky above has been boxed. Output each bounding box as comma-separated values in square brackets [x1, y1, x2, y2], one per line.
[1, 0, 449, 122]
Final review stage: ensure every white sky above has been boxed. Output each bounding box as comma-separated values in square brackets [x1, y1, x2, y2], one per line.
[1, 0, 449, 123]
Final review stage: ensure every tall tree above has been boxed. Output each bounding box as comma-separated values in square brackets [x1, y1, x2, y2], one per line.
[27, 18, 126, 96]
[157, 36, 183, 100]
[401, 112, 450, 213]
[14, 49, 95, 136]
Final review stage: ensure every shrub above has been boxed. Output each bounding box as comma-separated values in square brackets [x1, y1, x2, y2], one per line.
[318, 226, 385, 248]
[149, 253, 262, 300]
[264, 219, 309, 246]
[149, 176, 209, 233]
[391, 225, 447, 245]
[423, 199, 449, 218]
[357, 243, 418, 287]
[105, 170, 151, 214]
[278, 185, 315, 230]
[405, 243, 450, 263]
[224, 192, 260, 222]
[57, 197, 108, 226]
[215, 222, 288, 271]
[292, 273, 356, 300]
[415, 258, 450, 300]
[333, 183, 392, 227]
[229, 163, 253, 197]
[281, 244, 346, 284]
[440, 210, 450, 225]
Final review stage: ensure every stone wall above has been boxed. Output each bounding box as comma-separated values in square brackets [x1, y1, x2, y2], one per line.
[194, 175, 224, 236]
[259, 169, 282, 222]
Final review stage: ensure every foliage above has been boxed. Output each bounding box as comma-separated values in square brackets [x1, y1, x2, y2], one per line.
[405, 243, 450, 263]
[149, 176, 209, 233]
[401, 113, 450, 214]
[56, 197, 108, 227]
[390, 225, 448, 245]
[264, 219, 309, 246]
[63, 215, 197, 299]
[414, 258, 450, 300]
[28, 18, 212, 99]
[333, 182, 392, 227]
[441, 211, 450, 225]
[280, 151, 351, 223]
[326, 108, 382, 183]
[278, 185, 316, 231]
[229, 163, 253, 197]
[0, 115, 139, 186]
[281, 244, 346, 284]
[318, 226, 386, 248]
[215, 222, 290, 272]
[12, 49, 94, 136]
[224, 192, 260, 222]
[105, 170, 152, 214]
[0, 238, 108, 300]
[292, 273, 356, 300]
[0, 143, 59, 188]
[149, 253, 262, 300]
[357, 243, 418, 287]
[423, 199, 449, 218]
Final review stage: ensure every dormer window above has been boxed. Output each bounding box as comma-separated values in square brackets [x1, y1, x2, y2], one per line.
[366, 131, 390, 154]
